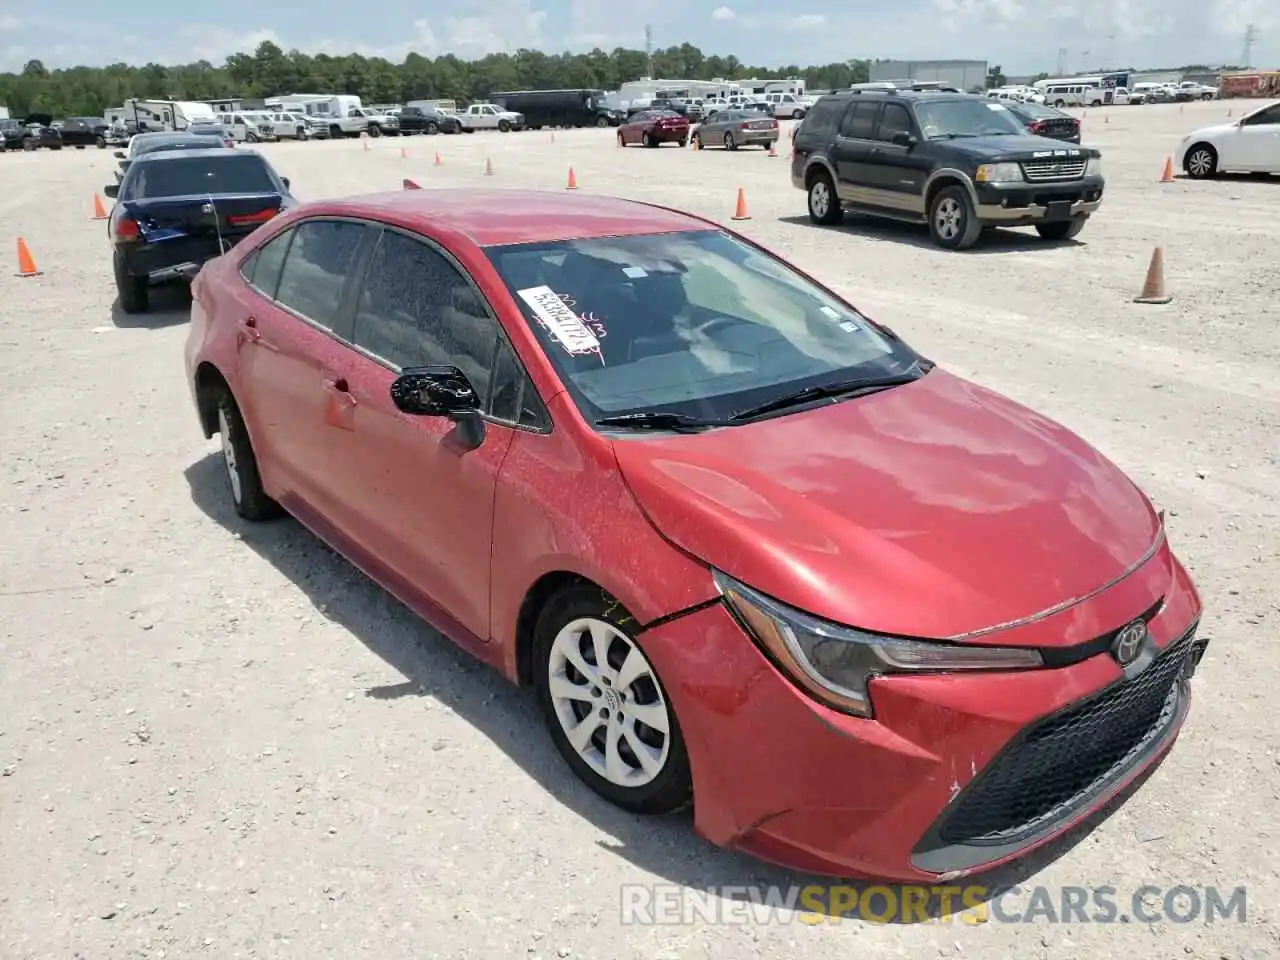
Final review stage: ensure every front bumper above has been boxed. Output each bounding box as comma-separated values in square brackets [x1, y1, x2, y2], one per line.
[975, 174, 1104, 224]
[637, 548, 1203, 881]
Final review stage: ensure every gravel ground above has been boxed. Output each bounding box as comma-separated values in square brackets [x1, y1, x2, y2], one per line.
[1, 98, 1278, 959]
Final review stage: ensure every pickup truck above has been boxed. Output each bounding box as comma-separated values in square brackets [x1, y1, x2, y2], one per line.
[352, 106, 399, 136]
[457, 103, 525, 132]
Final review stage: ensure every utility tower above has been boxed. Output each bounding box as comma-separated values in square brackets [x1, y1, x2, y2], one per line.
[1056, 47, 1067, 75]
[645, 24, 654, 77]
[1242, 24, 1258, 68]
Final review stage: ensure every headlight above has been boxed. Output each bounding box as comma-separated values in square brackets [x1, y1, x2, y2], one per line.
[1085, 156, 1103, 177]
[714, 571, 1043, 718]
[974, 162, 1023, 183]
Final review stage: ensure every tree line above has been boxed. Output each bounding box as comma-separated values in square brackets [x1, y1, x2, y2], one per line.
[0, 41, 880, 118]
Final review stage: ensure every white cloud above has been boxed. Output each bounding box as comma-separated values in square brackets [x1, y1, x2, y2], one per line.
[0, 15, 21, 32]
[787, 13, 826, 28]
[178, 25, 284, 64]
[711, 6, 736, 20]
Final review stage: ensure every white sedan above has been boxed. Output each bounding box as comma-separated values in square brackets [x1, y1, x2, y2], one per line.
[1176, 100, 1280, 178]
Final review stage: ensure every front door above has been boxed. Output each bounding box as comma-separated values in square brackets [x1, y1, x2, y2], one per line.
[864, 101, 930, 215]
[338, 226, 517, 641]
[1234, 104, 1280, 171]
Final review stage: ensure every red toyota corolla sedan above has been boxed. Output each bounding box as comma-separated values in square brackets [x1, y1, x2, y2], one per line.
[184, 189, 1207, 881]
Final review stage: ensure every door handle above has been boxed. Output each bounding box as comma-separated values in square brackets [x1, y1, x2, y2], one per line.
[238, 316, 261, 342]
[322, 375, 357, 404]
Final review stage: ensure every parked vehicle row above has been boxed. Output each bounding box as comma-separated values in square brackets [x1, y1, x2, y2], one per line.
[177, 185, 1206, 885]
[2, 113, 111, 150]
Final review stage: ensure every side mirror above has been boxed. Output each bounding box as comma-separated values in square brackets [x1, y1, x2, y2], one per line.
[891, 131, 917, 148]
[103, 183, 118, 198]
[391, 365, 484, 449]
[280, 176, 290, 189]
[114, 150, 126, 159]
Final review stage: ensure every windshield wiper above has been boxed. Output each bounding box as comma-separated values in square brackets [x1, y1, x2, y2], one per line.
[729, 370, 925, 422]
[593, 411, 730, 433]
[931, 132, 978, 139]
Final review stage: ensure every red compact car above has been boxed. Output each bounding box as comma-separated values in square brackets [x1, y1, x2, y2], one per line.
[184, 190, 1206, 882]
[617, 109, 689, 148]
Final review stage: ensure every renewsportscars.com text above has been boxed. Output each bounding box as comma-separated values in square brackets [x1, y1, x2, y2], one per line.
[619, 883, 1248, 926]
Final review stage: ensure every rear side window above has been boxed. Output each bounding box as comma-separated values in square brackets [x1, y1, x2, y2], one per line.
[241, 229, 294, 298]
[274, 220, 369, 330]
[799, 97, 844, 138]
[352, 230, 498, 401]
[839, 101, 879, 139]
[132, 155, 278, 198]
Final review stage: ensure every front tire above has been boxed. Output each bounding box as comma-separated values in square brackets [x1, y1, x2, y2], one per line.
[533, 585, 692, 815]
[928, 185, 983, 250]
[1184, 143, 1218, 179]
[724, 132, 737, 151]
[245, 132, 259, 143]
[498, 119, 511, 132]
[214, 389, 281, 521]
[807, 171, 843, 225]
[113, 251, 149, 314]
[1035, 218, 1088, 241]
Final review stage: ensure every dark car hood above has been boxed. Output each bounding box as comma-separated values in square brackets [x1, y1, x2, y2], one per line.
[943, 133, 1097, 159]
[612, 369, 1159, 641]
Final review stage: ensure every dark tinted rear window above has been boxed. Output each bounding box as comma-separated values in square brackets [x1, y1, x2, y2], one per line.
[801, 97, 845, 137]
[132, 154, 278, 198]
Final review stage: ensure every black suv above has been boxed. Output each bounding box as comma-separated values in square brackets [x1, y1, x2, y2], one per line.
[792, 88, 1105, 249]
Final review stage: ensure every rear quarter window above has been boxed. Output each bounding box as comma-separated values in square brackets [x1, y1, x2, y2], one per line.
[800, 98, 845, 138]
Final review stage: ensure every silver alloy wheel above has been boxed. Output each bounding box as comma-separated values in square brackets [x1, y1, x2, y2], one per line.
[810, 180, 831, 218]
[218, 408, 242, 505]
[1187, 149, 1213, 177]
[547, 617, 672, 788]
[934, 196, 963, 240]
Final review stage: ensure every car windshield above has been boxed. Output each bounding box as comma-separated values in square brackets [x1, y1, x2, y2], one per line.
[131, 154, 277, 198]
[485, 229, 919, 422]
[915, 99, 1026, 138]
[136, 137, 210, 155]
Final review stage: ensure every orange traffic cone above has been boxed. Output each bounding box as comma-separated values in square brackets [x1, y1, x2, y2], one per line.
[1104, 114, 1109, 124]
[403, 178, 421, 190]
[767, 141, 777, 157]
[362, 135, 370, 152]
[1227, 108, 1233, 118]
[484, 158, 494, 176]
[1160, 157, 1175, 182]
[731, 188, 750, 221]
[566, 167, 578, 190]
[400, 146, 408, 159]
[550, 131, 556, 144]
[15, 237, 40, 277]
[434, 151, 443, 167]
[92, 194, 108, 219]
[1134, 247, 1172, 304]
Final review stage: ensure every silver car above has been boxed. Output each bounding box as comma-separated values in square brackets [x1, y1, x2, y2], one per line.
[691, 108, 779, 151]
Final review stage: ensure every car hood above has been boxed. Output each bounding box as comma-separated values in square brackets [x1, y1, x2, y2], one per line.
[958, 133, 1097, 158]
[612, 369, 1160, 641]
[1186, 122, 1237, 140]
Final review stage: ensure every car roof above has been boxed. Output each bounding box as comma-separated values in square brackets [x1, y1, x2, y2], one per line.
[313, 190, 711, 247]
[134, 146, 249, 162]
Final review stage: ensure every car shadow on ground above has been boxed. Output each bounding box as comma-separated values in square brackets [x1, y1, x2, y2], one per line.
[183, 450, 1165, 922]
[777, 215, 1085, 254]
[110, 284, 190, 329]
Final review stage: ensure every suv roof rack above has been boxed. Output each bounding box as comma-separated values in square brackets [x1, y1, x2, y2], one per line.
[845, 80, 963, 94]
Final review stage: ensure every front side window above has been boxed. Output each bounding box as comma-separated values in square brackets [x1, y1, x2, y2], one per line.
[1244, 104, 1280, 126]
[485, 229, 919, 423]
[352, 230, 498, 401]
[240, 229, 294, 299]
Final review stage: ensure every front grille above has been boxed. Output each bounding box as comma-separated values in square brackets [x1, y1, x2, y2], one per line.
[937, 627, 1197, 846]
[1021, 158, 1087, 181]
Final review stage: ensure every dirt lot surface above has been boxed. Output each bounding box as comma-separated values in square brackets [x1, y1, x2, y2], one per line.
[2, 98, 1278, 959]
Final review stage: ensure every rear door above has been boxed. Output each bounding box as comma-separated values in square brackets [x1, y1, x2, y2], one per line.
[234, 218, 375, 518]
[832, 99, 881, 204]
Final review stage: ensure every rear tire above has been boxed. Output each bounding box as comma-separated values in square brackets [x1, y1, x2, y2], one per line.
[724, 132, 737, 151]
[642, 132, 656, 148]
[807, 171, 843, 225]
[596, 115, 610, 127]
[245, 132, 258, 143]
[1035, 218, 1087, 241]
[214, 389, 281, 522]
[113, 252, 149, 314]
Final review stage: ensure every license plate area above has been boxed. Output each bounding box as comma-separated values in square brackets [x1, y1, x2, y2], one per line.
[1045, 200, 1074, 221]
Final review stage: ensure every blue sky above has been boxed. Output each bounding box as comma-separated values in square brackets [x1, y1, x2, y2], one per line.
[0, 0, 1275, 76]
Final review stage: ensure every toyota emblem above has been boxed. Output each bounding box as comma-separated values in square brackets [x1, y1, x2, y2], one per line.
[1111, 621, 1147, 666]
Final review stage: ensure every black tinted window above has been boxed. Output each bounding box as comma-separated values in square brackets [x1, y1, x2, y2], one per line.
[131, 154, 278, 198]
[241, 229, 293, 298]
[352, 230, 497, 398]
[275, 220, 368, 330]
[839, 101, 879, 138]
[876, 104, 913, 141]
[1246, 104, 1280, 125]
[801, 98, 844, 137]
[490, 335, 546, 428]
